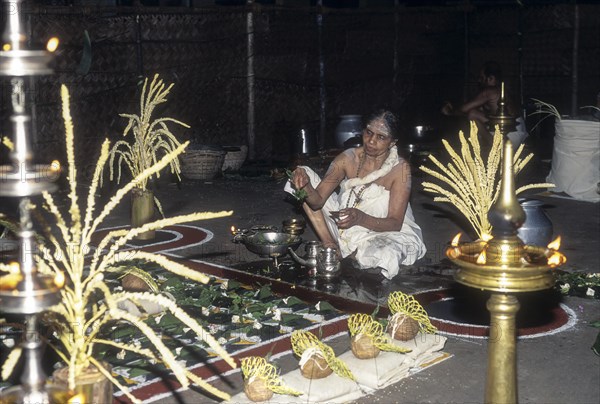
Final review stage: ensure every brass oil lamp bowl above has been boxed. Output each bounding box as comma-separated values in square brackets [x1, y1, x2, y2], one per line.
[446, 139, 566, 403]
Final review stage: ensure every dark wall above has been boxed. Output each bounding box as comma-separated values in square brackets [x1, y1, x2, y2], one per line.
[1, 2, 598, 163]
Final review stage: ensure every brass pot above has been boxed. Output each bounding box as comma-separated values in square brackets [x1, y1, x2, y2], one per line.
[131, 188, 155, 240]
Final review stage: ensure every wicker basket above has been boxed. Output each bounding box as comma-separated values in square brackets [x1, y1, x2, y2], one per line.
[181, 149, 226, 180]
[222, 145, 248, 172]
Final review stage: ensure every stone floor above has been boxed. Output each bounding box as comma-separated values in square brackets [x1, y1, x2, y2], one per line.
[101, 139, 600, 404]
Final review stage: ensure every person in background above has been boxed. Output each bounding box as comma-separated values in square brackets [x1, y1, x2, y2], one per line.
[441, 61, 528, 147]
[285, 110, 426, 280]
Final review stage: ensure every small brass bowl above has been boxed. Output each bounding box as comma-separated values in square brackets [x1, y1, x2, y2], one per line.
[282, 218, 306, 228]
[282, 218, 306, 236]
[283, 227, 304, 236]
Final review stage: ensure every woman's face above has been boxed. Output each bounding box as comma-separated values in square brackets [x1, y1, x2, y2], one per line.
[362, 118, 395, 156]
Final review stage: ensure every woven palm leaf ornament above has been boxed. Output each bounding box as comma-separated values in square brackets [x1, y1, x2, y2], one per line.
[387, 291, 437, 341]
[241, 356, 302, 401]
[347, 313, 412, 359]
[291, 330, 355, 380]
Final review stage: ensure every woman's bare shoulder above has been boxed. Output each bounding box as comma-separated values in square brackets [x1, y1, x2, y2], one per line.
[332, 147, 359, 166]
[392, 156, 411, 171]
[389, 157, 412, 182]
[325, 148, 357, 179]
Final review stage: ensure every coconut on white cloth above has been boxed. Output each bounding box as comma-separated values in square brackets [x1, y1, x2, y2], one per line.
[228, 370, 365, 404]
[339, 332, 447, 390]
[284, 146, 427, 279]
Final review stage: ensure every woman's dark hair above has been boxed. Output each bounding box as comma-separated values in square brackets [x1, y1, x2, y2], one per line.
[364, 109, 401, 140]
[482, 61, 503, 83]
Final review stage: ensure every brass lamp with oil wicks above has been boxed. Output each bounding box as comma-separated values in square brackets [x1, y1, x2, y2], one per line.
[0, 0, 78, 402]
[487, 82, 517, 135]
[447, 136, 566, 403]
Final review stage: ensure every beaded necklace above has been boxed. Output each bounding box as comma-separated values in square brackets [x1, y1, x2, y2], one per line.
[344, 150, 386, 209]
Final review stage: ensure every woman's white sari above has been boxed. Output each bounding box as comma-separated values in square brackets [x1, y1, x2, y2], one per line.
[285, 146, 426, 279]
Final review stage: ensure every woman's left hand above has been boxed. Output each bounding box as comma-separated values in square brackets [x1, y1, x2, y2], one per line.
[335, 208, 365, 229]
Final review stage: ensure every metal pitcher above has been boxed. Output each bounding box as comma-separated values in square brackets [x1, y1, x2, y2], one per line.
[518, 198, 553, 247]
[288, 241, 321, 271]
[316, 246, 341, 279]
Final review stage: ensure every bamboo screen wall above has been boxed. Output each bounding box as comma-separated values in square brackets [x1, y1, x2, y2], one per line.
[1, 2, 598, 165]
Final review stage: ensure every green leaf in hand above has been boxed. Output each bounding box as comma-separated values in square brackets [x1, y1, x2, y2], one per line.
[285, 169, 308, 201]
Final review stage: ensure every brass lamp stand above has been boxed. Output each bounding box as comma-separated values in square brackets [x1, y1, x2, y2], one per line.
[487, 82, 517, 135]
[447, 139, 566, 403]
[0, 0, 71, 402]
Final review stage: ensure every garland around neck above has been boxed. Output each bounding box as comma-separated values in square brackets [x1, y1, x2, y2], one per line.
[342, 145, 399, 191]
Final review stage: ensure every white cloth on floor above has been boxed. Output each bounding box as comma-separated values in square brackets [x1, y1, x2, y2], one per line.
[228, 370, 365, 403]
[284, 146, 426, 279]
[338, 332, 447, 390]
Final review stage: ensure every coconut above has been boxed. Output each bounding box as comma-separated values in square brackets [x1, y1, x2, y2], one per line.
[350, 333, 380, 359]
[121, 273, 152, 292]
[300, 354, 332, 379]
[388, 313, 420, 341]
[244, 377, 274, 402]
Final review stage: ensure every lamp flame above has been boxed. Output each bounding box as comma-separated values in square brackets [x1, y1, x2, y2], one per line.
[547, 236, 561, 250]
[476, 249, 487, 265]
[2, 43, 10, 51]
[67, 393, 85, 404]
[54, 270, 65, 288]
[548, 251, 566, 266]
[451, 233, 461, 247]
[46, 37, 59, 52]
[8, 261, 20, 274]
[231, 226, 236, 234]
[50, 160, 61, 171]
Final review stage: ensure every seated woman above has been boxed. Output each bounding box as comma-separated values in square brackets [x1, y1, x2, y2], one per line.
[285, 109, 426, 280]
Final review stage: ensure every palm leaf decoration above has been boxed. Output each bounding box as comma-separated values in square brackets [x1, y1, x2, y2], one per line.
[419, 122, 553, 240]
[104, 74, 190, 216]
[0, 85, 235, 404]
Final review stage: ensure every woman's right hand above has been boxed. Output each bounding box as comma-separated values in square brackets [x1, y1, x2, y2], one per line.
[291, 167, 309, 191]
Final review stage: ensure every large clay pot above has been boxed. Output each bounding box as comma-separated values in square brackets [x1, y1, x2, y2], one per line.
[53, 362, 113, 404]
[334, 115, 363, 148]
[131, 188, 155, 240]
[517, 198, 553, 247]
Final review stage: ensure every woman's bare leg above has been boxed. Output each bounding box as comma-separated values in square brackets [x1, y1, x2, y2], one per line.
[302, 203, 338, 248]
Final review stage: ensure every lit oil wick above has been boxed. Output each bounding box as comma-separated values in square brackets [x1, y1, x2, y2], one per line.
[546, 236, 566, 266]
[451, 233, 461, 247]
[54, 270, 65, 288]
[46, 37, 60, 52]
[547, 236, 561, 251]
[476, 249, 487, 265]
